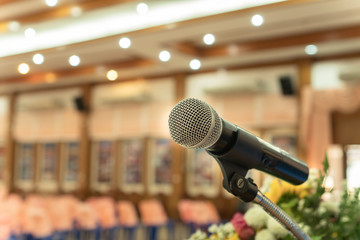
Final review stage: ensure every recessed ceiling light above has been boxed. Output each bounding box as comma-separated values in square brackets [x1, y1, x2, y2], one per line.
[305, 44, 318, 55]
[18, 63, 30, 74]
[69, 55, 80, 66]
[70, 6, 83, 17]
[118, 37, 131, 49]
[189, 59, 201, 70]
[33, 53, 44, 65]
[159, 50, 171, 62]
[45, 0, 58, 7]
[203, 33, 215, 45]
[8, 21, 20, 32]
[251, 14, 264, 27]
[45, 73, 56, 83]
[24, 28, 36, 39]
[107, 70, 118, 81]
[136, 3, 149, 14]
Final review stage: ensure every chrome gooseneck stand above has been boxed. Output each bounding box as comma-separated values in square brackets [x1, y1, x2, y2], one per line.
[229, 173, 311, 240]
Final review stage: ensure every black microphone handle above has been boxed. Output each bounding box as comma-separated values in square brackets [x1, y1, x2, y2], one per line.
[258, 137, 309, 185]
[207, 119, 308, 185]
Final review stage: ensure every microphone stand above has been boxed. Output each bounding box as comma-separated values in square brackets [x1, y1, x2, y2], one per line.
[229, 173, 311, 240]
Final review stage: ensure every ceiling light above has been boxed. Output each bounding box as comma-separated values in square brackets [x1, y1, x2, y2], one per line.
[8, 21, 20, 32]
[33, 53, 44, 65]
[45, 73, 56, 83]
[159, 50, 171, 62]
[305, 44, 318, 55]
[18, 63, 30, 74]
[137, 3, 149, 14]
[45, 0, 58, 7]
[203, 33, 215, 45]
[189, 59, 201, 70]
[107, 70, 118, 81]
[24, 28, 36, 39]
[70, 6, 83, 17]
[69, 55, 80, 66]
[118, 37, 131, 49]
[0, 0, 285, 57]
[251, 14, 264, 27]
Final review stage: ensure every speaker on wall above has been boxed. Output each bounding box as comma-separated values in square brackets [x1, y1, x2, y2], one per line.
[279, 75, 295, 96]
[73, 96, 87, 112]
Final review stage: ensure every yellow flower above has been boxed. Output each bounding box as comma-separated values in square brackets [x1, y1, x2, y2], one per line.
[227, 234, 240, 240]
[264, 178, 311, 203]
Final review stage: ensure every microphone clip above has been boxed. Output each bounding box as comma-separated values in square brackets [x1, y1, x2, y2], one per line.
[208, 153, 258, 202]
[229, 174, 258, 202]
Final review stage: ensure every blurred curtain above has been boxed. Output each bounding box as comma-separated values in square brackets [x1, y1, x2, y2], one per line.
[13, 89, 82, 142]
[0, 97, 9, 141]
[300, 85, 360, 169]
[207, 93, 298, 129]
[88, 101, 172, 139]
[13, 109, 81, 142]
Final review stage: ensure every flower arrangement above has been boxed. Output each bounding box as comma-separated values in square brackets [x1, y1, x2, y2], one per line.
[188, 157, 360, 240]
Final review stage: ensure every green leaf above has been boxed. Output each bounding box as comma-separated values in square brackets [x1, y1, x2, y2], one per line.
[323, 154, 330, 176]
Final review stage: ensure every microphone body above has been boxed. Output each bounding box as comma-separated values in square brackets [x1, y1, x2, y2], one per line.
[168, 98, 308, 187]
[208, 118, 308, 185]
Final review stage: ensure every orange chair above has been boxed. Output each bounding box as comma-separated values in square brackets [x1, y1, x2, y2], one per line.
[138, 199, 173, 240]
[117, 200, 139, 240]
[117, 200, 139, 227]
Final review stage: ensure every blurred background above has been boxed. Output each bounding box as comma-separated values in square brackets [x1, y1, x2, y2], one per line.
[0, 0, 360, 239]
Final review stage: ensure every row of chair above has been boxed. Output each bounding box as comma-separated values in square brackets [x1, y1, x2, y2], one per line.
[0, 193, 221, 240]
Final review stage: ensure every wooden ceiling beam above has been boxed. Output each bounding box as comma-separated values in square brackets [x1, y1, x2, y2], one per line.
[193, 24, 360, 57]
[0, 57, 154, 85]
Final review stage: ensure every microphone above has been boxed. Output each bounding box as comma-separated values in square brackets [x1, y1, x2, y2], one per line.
[168, 98, 309, 186]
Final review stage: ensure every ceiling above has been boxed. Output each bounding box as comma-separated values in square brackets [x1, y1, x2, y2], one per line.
[1, 0, 360, 93]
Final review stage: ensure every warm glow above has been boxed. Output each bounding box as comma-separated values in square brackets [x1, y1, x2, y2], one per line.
[18, 63, 30, 74]
[70, 6, 83, 17]
[107, 70, 118, 81]
[8, 21, 20, 32]
[45, 72, 57, 83]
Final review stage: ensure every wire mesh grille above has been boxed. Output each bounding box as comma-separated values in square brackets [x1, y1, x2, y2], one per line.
[168, 98, 222, 149]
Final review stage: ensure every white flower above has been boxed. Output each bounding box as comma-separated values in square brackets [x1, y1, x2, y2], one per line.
[255, 229, 276, 240]
[341, 216, 351, 223]
[208, 224, 219, 233]
[244, 206, 269, 229]
[297, 199, 305, 211]
[319, 201, 340, 215]
[267, 217, 289, 238]
[188, 229, 207, 240]
[319, 219, 327, 227]
[304, 208, 312, 215]
[299, 223, 311, 235]
[223, 222, 235, 233]
[218, 231, 225, 239]
[317, 206, 327, 215]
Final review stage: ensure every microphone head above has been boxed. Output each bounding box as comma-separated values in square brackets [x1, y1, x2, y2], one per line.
[168, 98, 222, 149]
